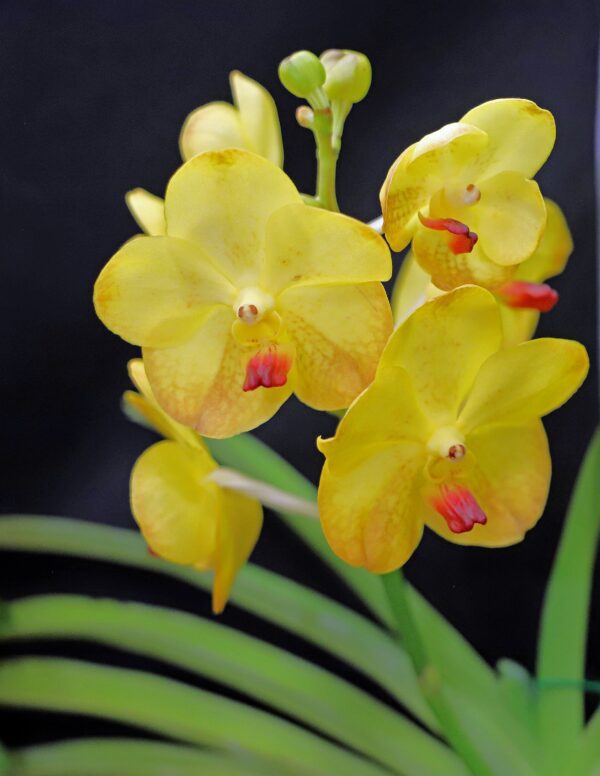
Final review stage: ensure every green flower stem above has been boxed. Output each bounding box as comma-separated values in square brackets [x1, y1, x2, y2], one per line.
[9, 739, 283, 776]
[382, 572, 495, 776]
[1, 595, 465, 775]
[0, 516, 433, 728]
[536, 426, 600, 773]
[0, 658, 392, 776]
[312, 107, 339, 211]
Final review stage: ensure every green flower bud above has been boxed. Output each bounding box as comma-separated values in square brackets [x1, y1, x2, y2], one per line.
[320, 49, 372, 104]
[278, 50, 326, 99]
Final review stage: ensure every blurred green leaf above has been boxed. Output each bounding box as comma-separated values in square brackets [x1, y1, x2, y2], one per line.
[569, 705, 600, 775]
[0, 515, 432, 726]
[0, 658, 393, 776]
[496, 659, 536, 736]
[9, 739, 282, 776]
[0, 595, 465, 775]
[536, 427, 600, 771]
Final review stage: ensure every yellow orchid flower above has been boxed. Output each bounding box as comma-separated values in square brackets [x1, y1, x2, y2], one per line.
[124, 70, 283, 237]
[380, 99, 555, 290]
[124, 359, 262, 614]
[179, 70, 283, 167]
[318, 287, 588, 573]
[392, 199, 572, 346]
[95, 149, 392, 438]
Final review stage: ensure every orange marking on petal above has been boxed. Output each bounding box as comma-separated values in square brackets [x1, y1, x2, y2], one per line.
[243, 344, 292, 392]
[418, 212, 478, 255]
[497, 281, 559, 313]
[432, 484, 487, 534]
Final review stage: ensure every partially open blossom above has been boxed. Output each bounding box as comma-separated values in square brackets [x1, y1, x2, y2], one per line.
[318, 287, 588, 573]
[391, 199, 572, 346]
[179, 70, 283, 166]
[95, 149, 392, 437]
[124, 359, 262, 614]
[380, 99, 555, 290]
[125, 71, 283, 237]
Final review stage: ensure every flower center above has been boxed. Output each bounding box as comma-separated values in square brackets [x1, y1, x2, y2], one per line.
[427, 426, 466, 461]
[233, 287, 275, 326]
[463, 183, 481, 205]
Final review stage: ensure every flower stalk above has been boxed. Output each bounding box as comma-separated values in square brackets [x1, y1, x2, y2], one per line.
[382, 571, 493, 776]
[312, 107, 340, 211]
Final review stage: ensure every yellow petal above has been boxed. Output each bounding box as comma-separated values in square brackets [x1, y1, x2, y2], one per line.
[459, 338, 589, 432]
[461, 98, 555, 180]
[130, 440, 218, 566]
[179, 102, 244, 161]
[263, 204, 391, 295]
[516, 198, 573, 283]
[412, 226, 516, 290]
[381, 287, 503, 426]
[476, 171, 546, 266]
[380, 124, 488, 251]
[391, 251, 441, 326]
[318, 444, 426, 573]
[317, 365, 431, 471]
[212, 488, 263, 614]
[165, 150, 301, 286]
[425, 420, 550, 546]
[125, 359, 203, 449]
[498, 306, 540, 348]
[144, 306, 292, 438]
[125, 188, 166, 236]
[94, 235, 234, 348]
[230, 70, 283, 167]
[280, 282, 393, 410]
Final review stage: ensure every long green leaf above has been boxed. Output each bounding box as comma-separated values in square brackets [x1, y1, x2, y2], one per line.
[536, 427, 600, 772]
[0, 658, 392, 776]
[569, 706, 600, 775]
[0, 515, 432, 727]
[0, 595, 466, 776]
[9, 739, 283, 776]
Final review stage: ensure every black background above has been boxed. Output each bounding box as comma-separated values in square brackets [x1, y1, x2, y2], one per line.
[1, 0, 598, 751]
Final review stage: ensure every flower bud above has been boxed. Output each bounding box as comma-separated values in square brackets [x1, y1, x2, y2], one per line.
[320, 49, 372, 104]
[278, 50, 326, 98]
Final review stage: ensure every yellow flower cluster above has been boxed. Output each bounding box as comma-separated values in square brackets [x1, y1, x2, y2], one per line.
[94, 72, 588, 609]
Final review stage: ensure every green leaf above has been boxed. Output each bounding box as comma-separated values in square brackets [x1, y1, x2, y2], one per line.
[496, 659, 536, 736]
[9, 739, 283, 776]
[536, 427, 600, 771]
[569, 706, 600, 775]
[1, 595, 465, 776]
[0, 658, 393, 776]
[0, 515, 432, 727]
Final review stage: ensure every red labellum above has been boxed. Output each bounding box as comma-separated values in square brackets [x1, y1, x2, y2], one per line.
[432, 484, 487, 534]
[497, 281, 559, 313]
[418, 212, 478, 255]
[243, 345, 292, 392]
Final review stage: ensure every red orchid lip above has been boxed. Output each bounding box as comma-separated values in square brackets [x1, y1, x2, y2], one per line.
[243, 344, 292, 391]
[418, 212, 478, 255]
[497, 281, 559, 313]
[432, 484, 487, 534]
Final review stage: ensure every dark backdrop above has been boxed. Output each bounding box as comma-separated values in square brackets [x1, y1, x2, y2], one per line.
[1, 0, 598, 748]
